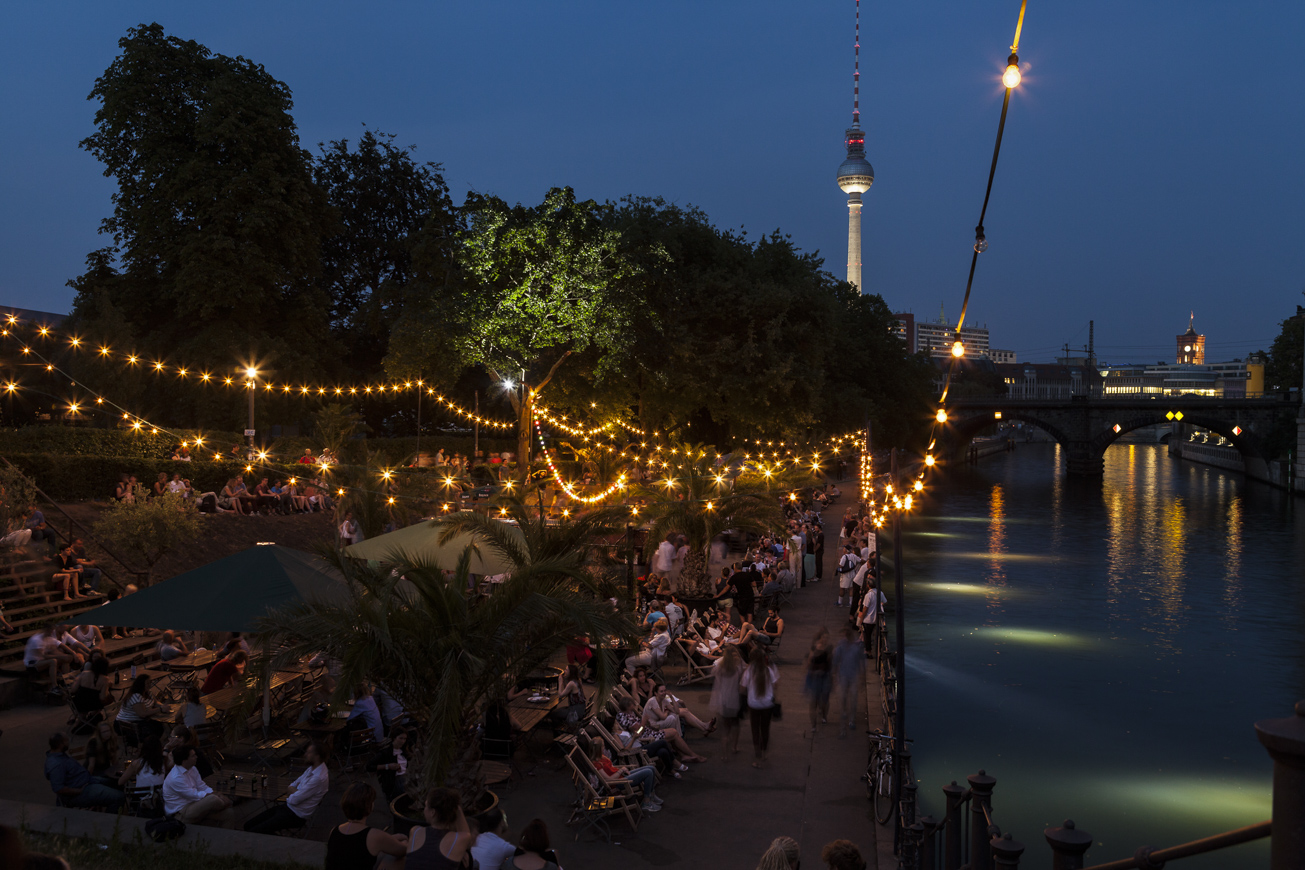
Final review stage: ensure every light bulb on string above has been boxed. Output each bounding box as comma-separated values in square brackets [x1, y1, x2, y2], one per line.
[1003, 54, 1022, 89]
[951, 341, 965, 358]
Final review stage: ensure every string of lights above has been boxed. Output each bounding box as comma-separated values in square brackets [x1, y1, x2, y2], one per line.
[532, 419, 628, 503]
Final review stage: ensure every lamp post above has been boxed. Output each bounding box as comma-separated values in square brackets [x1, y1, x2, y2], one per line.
[243, 365, 258, 455]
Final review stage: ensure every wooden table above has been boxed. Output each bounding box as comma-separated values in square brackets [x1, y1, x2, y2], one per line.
[155, 702, 219, 725]
[201, 670, 304, 715]
[165, 649, 218, 672]
[205, 771, 291, 804]
[508, 694, 560, 733]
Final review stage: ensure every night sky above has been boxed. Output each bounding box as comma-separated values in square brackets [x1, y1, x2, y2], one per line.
[2, 2, 1302, 363]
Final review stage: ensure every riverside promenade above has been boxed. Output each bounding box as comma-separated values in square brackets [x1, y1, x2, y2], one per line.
[0, 496, 893, 870]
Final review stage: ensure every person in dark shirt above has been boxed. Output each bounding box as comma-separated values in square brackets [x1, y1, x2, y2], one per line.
[728, 566, 757, 624]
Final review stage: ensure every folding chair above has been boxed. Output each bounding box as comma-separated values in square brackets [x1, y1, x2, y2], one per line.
[587, 720, 655, 773]
[564, 747, 641, 841]
[193, 722, 227, 771]
[673, 638, 715, 687]
[124, 784, 163, 818]
[341, 725, 378, 775]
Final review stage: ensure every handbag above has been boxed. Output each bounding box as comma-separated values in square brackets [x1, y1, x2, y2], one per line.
[145, 816, 186, 842]
[771, 701, 783, 721]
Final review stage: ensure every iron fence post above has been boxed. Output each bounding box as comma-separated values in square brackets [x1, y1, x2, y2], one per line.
[968, 771, 997, 870]
[901, 769, 918, 869]
[1255, 699, 1305, 870]
[1044, 820, 1093, 870]
[904, 820, 925, 870]
[919, 815, 938, 870]
[943, 781, 966, 870]
[990, 832, 1025, 869]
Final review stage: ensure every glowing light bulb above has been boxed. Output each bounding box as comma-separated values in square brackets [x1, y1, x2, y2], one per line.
[925, 455, 936, 467]
[245, 366, 258, 379]
[913, 480, 923, 492]
[1002, 57, 1022, 89]
[951, 341, 965, 358]
[936, 409, 948, 424]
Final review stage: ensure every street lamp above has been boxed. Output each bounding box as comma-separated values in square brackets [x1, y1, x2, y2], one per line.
[242, 365, 258, 453]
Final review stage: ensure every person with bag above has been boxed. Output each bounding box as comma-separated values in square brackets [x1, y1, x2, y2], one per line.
[743, 650, 780, 769]
[835, 544, 861, 608]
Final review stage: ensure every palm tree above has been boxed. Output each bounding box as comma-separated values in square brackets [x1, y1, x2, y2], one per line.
[255, 501, 640, 809]
[639, 442, 787, 598]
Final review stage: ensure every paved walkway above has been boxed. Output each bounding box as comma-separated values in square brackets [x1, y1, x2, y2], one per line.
[0, 493, 893, 870]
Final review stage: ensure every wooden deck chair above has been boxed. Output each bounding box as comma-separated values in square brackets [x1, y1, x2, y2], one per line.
[673, 638, 715, 687]
[564, 746, 640, 841]
[586, 719, 655, 772]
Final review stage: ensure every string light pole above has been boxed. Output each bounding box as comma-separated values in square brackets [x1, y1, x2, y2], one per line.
[242, 365, 258, 454]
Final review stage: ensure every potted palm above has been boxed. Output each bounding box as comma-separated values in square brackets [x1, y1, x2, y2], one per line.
[639, 443, 788, 603]
[256, 500, 642, 820]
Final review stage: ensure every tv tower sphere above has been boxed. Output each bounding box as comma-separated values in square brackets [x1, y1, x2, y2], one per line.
[837, 128, 875, 194]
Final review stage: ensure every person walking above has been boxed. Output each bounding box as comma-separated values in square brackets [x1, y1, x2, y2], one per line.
[835, 544, 860, 608]
[804, 628, 833, 734]
[743, 649, 780, 769]
[831, 626, 866, 737]
[708, 644, 745, 757]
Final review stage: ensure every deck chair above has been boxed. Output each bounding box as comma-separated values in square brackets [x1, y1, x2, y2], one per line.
[587, 719, 655, 772]
[564, 746, 641, 841]
[673, 638, 715, 687]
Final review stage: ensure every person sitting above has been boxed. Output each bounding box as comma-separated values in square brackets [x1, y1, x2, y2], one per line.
[182, 685, 208, 727]
[739, 606, 785, 648]
[821, 839, 867, 870]
[217, 478, 246, 515]
[84, 720, 122, 778]
[615, 694, 704, 765]
[44, 732, 124, 811]
[346, 682, 384, 740]
[367, 726, 410, 804]
[24, 623, 76, 691]
[624, 667, 658, 707]
[501, 818, 564, 870]
[155, 630, 189, 662]
[114, 674, 166, 744]
[324, 782, 409, 870]
[663, 595, 686, 635]
[643, 683, 714, 737]
[25, 508, 55, 554]
[163, 745, 231, 823]
[69, 658, 111, 733]
[151, 473, 169, 499]
[69, 623, 103, 653]
[226, 631, 252, 654]
[624, 618, 671, 673]
[586, 733, 662, 814]
[199, 650, 247, 694]
[118, 734, 169, 790]
[405, 787, 475, 869]
[551, 664, 587, 729]
[52, 545, 85, 600]
[244, 741, 330, 834]
[470, 809, 516, 870]
[253, 477, 279, 514]
[642, 602, 667, 629]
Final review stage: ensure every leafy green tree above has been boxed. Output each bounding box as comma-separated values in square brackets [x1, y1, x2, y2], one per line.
[0, 466, 40, 534]
[313, 403, 368, 457]
[1265, 307, 1304, 392]
[388, 188, 649, 475]
[639, 443, 786, 597]
[314, 130, 457, 378]
[69, 22, 335, 429]
[257, 504, 640, 807]
[92, 493, 201, 584]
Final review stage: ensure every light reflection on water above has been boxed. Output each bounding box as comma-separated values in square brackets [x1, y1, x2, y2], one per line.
[904, 444, 1305, 868]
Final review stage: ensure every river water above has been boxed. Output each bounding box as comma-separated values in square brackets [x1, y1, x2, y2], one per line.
[901, 443, 1305, 868]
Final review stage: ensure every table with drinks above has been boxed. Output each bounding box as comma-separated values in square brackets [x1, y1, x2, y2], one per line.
[205, 771, 292, 805]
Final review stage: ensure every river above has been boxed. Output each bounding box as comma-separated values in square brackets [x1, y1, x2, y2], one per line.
[900, 442, 1305, 868]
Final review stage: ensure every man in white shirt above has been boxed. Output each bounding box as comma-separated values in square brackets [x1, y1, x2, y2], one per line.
[244, 742, 330, 834]
[652, 533, 676, 584]
[163, 746, 231, 822]
[24, 622, 76, 689]
[471, 808, 516, 870]
[788, 528, 804, 586]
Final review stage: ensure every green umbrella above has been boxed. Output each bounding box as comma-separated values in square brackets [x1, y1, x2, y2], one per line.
[89, 545, 351, 633]
[344, 517, 520, 574]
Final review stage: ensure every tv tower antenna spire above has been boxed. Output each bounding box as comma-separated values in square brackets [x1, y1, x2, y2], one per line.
[837, 0, 874, 293]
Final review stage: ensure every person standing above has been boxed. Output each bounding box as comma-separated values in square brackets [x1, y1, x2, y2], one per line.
[670, 535, 688, 593]
[708, 644, 745, 757]
[788, 526, 804, 587]
[831, 626, 866, 737]
[743, 650, 780, 769]
[811, 523, 825, 582]
[835, 544, 861, 608]
[804, 628, 833, 733]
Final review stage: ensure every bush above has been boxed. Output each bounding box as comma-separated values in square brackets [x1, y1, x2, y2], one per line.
[0, 426, 246, 459]
[93, 493, 202, 582]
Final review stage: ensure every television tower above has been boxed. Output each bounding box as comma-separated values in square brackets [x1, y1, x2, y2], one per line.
[837, 0, 874, 292]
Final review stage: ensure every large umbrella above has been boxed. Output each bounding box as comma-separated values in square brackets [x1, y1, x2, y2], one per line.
[344, 518, 520, 574]
[89, 545, 350, 633]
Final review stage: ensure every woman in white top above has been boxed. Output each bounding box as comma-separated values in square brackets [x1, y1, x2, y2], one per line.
[119, 734, 170, 789]
[708, 644, 745, 755]
[743, 650, 780, 768]
[114, 674, 166, 742]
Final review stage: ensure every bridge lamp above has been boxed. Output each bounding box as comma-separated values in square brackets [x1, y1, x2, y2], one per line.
[994, 411, 1002, 420]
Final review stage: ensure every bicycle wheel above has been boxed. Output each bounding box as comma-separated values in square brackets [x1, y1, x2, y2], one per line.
[873, 753, 896, 824]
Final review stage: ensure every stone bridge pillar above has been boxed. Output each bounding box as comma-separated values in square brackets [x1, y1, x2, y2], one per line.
[1065, 447, 1104, 476]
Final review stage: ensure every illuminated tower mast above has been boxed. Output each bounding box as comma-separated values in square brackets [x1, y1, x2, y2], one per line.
[837, 0, 874, 292]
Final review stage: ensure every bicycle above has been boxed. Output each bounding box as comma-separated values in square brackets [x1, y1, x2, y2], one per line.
[863, 729, 913, 825]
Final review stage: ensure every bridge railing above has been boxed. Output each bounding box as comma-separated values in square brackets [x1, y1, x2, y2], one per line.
[893, 700, 1304, 870]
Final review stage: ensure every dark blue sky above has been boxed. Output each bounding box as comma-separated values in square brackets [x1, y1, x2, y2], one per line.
[2, 2, 1302, 363]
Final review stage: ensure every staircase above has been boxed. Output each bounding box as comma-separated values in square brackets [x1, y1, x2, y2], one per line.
[0, 553, 162, 708]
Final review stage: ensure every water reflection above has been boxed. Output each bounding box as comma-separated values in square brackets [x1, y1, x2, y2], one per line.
[906, 443, 1296, 868]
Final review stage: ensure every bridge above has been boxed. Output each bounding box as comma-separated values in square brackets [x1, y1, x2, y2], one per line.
[944, 395, 1301, 476]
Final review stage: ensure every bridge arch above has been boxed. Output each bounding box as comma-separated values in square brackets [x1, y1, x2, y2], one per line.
[944, 410, 1073, 461]
[1087, 412, 1271, 465]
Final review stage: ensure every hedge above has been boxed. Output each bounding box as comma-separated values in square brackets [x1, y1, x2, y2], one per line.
[0, 426, 518, 467]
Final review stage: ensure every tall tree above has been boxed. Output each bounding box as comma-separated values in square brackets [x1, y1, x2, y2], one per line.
[69, 23, 335, 429]
[1265, 306, 1304, 392]
[314, 130, 457, 379]
[388, 187, 648, 475]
